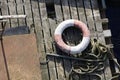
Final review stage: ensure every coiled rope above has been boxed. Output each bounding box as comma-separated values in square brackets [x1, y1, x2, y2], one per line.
[68, 38, 120, 80]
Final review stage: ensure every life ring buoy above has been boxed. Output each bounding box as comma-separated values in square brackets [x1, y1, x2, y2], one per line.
[54, 19, 90, 54]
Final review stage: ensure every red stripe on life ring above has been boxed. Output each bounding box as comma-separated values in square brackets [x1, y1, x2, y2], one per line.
[54, 34, 71, 53]
[54, 19, 90, 54]
[74, 20, 90, 37]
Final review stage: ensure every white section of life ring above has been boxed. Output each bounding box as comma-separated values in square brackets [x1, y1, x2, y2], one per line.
[54, 19, 90, 54]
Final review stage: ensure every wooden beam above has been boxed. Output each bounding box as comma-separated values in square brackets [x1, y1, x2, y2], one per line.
[0, 15, 26, 19]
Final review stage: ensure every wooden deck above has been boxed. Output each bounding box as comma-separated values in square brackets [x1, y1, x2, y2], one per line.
[0, 0, 117, 80]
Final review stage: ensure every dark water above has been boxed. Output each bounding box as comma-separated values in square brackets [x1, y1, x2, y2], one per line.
[106, 0, 120, 61]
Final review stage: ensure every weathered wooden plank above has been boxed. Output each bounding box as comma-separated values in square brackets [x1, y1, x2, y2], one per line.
[8, 0, 18, 27]
[61, 0, 75, 45]
[54, 0, 67, 79]
[15, 0, 26, 26]
[76, 0, 87, 24]
[38, 0, 54, 80]
[30, 0, 44, 54]
[31, 0, 51, 80]
[54, 1, 71, 50]
[47, 56, 57, 80]
[63, 58, 73, 79]
[83, 0, 105, 80]
[0, 41, 8, 80]
[23, 0, 33, 29]
[54, 0, 63, 22]
[69, 0, 78, 19]
[83, 0, 97, 38]
[90, 0, 105, 43]
[48, 18, 56, 52]
[55, 58, 66, 80]
[48, 18, 56, 38]
[58, 0, 77, 80]
[91, 0, 112, 80]
[69, 0, 82, 45]
[0, 15, 26, 19]
[1, 0, 10, 29]
[68, 0, 89, 79]
[36, 0, 56, 79]
[39, 0, 53, 53]
[61, 0, 70, 20]
[103, 29, 112, 37]
[23, 1, 49, 80]
[90, 0, 112, 80]
[76, 0, 87, 45]
[46, 1, 56, 51]
[54, 0, 66, 79]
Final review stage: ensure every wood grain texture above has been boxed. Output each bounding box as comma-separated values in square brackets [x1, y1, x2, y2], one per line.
[1, 0, 10, 28]
[83, 0, 97, 38]
[15, 0, 26, 26]
[54, 0, 67, 79]
[8, 0, 18, 27]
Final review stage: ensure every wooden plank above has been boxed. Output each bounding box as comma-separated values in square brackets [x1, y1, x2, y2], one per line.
[15, 0, 26, 26]
[103, 29, 112, 37]
[61, 0, 70, 20]
[2, 34, 41, 80]
[57, 0, 76, 80]
[76, 0, 87, 24]
[76, 0, 87, 45]
[38, 0, 54, 80]
[69, 0, 78, 19]
[1, 0, 10, 29]
[69, 0, 89, 79]
[54, 0, 69, 80]
[31, 0, 51, 80]
[54, 0, 66, 79]
[83, 0, 105, 80]
[54, 0, 63, 22]
[90, 0, 112, 80]
[0, 15, 26, 19]
[30, 0, 44, 54]
[8, 0, 18, 27]
[33, 0, 57, 80]
[61, 0, 75, 46]
[23, 0, 33, 29]
[46, 19, 58, 80]
[54, 58, 65, 80]
[24, 1, 49, 80]
[76, 0, 89, 80]
[83, 0, 97, 38]
[90, 0, 106, 43]
[47, 56, 57, 80]
[63, 58, 73, 79]
[46, 1, 56, 52]
[39, 0, 53, 53]
[48, 18, 56, 51]
[0, 41, 8, 80]
[69, 0, 81, 45]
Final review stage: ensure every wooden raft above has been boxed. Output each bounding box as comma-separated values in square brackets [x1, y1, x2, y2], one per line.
[0, 0, 116, 80]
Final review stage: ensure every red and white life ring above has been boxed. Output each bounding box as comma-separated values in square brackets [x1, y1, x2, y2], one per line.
[54, 19, 90, 54]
